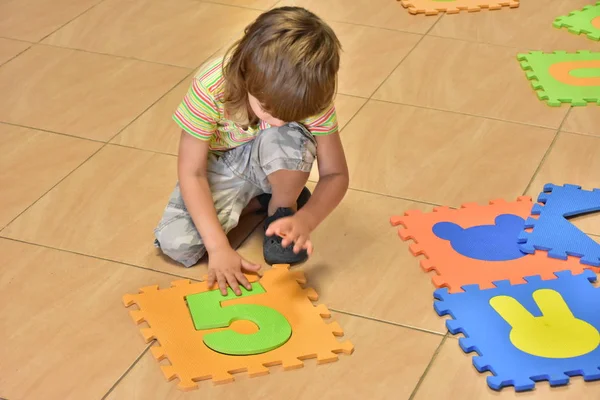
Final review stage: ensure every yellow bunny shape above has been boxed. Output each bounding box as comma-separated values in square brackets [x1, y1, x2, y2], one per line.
[490, 289, 600, 358]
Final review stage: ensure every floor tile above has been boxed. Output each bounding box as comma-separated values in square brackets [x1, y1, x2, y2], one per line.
[0, 38, 30, 65]
[413, 338, 600, 399]
[275, 0, 440, 33]
[113, 68, 366, 155]
[339, 100, 555, 206]
[0, 124, 102, 229]
[111, 76, 193, 155]
[0, 238, 178, 400]
[1, 145, 261, 279]
[563, 107, 600, 138]
[429, 0, 597, 52]
[237, 185, 447, 332]
[332, 22, 421, 97]
[209, 0, 277, 9]
[0, 0, 100, 42]
[373, 36, 569, 128]
[0, 45, 188, 141]
[526, 132, 600, 237]
[106, 313, 442, 399]
[43, 0, 260, 68]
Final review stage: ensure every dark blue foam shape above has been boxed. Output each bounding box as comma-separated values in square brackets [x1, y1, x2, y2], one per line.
[434, 270, 600, 392]
[433, 214, 528, 261]
[517, 183, 600, 266]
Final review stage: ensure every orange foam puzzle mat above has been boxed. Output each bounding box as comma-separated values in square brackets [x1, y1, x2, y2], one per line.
[123, 264, 354, 390]
[390, 197, 594, 293]
[399, 0, 519, 16]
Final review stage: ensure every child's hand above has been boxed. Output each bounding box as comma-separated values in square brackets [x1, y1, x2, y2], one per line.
[266, 215, 314, 255]
[207, 247, 261, 296]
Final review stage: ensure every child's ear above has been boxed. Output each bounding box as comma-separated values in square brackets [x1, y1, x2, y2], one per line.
[495, 214, 525, 229]
[432, 222, 463, 241]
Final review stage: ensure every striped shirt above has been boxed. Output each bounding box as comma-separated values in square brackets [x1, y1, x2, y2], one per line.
[173, 57, 338, 152]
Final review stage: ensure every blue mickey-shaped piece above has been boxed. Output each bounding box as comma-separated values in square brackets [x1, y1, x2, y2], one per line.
[433, 214, 527, 261]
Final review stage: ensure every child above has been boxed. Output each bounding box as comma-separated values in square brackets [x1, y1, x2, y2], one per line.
[154, 6, 349, 296]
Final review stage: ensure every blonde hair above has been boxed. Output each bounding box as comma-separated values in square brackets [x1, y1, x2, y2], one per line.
[222, 7, 341, 126]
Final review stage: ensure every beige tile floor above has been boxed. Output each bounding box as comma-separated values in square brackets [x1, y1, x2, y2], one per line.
[1, 0, 600, 399]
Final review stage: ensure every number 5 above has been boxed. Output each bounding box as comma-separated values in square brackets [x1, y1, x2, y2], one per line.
[186, 282, 292, 355]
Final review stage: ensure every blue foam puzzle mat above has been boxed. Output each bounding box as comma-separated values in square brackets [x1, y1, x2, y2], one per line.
[434, 270, 600, 392]
[518, 183, 600, 267]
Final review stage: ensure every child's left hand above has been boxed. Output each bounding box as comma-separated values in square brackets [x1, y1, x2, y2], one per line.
[265, 214, 314, 255]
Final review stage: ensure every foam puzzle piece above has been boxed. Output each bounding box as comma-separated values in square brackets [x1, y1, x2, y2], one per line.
[518, 183, 600, 267]
[433, 214, 527, 261]
[434, 270, 600, 391]
[123, 265, 353, 390]
[553, 2, 600, 41]
[517, 51, 600, 106]
[399, 0, 519, 16]
[186, 282, 292, 355]
[390, 197, 589, 293]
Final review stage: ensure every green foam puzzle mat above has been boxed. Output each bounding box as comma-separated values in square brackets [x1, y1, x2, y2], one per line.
[517, 51, 600, 107]
[554, 3, 600, 41]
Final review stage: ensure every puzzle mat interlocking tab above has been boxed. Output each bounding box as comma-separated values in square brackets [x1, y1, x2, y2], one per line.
[123, 264, 354, 390]
[399, 0, 519, 16]
[517, 51, 600, 106]
[518, 183, 600, 267]
[434, 270, 600, 391]
[554, 2, 600, 41]
[390, 197, 590, 293]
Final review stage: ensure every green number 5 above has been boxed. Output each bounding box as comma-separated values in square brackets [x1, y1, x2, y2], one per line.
[186, 282, 292, 355]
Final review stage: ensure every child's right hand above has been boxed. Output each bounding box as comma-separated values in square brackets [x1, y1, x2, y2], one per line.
[207, 246, 261, 296]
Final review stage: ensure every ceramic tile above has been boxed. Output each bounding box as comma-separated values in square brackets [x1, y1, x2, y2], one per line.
[106, 313, 443, 399]
[331, 22, 421, 97]
[373, 36, 569, 129]
[526, 132, 600, 237]
[2, 145, 262, 279]
[209, 0, 276, 9]
[111, 76, 193, 154]
[413, 338, 600, 399]
[237, 185, 447, 332]
[0, 45, 188, 141]
[0, 38, 30, 65]
[0, 0, 100, 41]
[339, 100, 555, 206]
[0, 124, 102, 229]
[43, 0, 260, 67]
[0, 238, 178, 399]
[430, 0, 598, 51]
[275, 0, 440, 33]
[563, 107, 600, 138]
[113, 68, 365, 155]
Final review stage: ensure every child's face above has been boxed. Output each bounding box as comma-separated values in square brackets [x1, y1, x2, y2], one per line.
[248, 93, 285, 127]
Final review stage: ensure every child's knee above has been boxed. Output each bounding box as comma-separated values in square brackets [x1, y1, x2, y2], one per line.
[257, 122, 317, 174]
[154, 217, 205, 267]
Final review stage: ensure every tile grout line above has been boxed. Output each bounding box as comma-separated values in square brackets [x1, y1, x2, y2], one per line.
[330, 308, 446, 337]
[0, 121, 106, 144]
[408, 334, 448, 400]
[0, 39, 227, 234]
[364, 9, 446, 100]
[197, 0, 273, 12]
[0, 45, 32, 69]
[100, 344, 153, 400]
[367, 97, 564, 131]
[0, 235, 205, 281]
[0, 144, 107, 233]
[522, 107, 572, 196]
[38, 0, 109, 43]
[35, 42, 195, 70]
